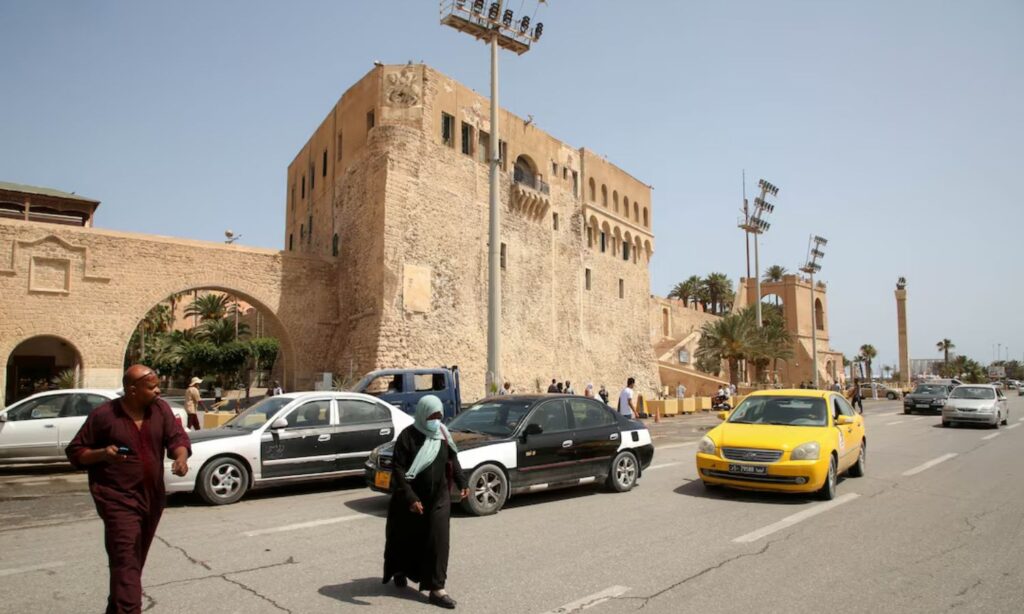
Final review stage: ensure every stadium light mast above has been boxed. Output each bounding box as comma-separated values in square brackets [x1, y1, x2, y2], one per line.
[800, 235, 828, 389]
[738, 179, 778, 327]
[441, 1, 545, 397]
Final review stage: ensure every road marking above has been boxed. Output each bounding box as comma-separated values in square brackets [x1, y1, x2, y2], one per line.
[242, 514, 372, 537]
[1007, 423, 1020, 430]
[885, 421, 905, 426]
[911, 417, 926, 422]
[0, 561, 65, 577]
[1018, 417, 1024, 423]
[539, 585, 631, 614]
[902, 453, 958, 477]
[657, 442, 696, 450]
[877, 412, 900, 417]
[982, 433, 1001, 441]
[646, 462, 682, 471]
[732, 493, 860, 543]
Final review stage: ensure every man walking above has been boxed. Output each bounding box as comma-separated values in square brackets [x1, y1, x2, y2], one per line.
[547, 379, 559, 393]
[66, 365, 191, 614]
[618, 377, 638, 419]
[184, 376, 205, 431]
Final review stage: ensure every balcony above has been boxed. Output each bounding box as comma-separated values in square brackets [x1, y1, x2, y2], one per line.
[513, 166, 549, 194]
[510, 170, 550, 221]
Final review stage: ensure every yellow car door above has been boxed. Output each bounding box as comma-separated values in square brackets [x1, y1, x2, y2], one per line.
[831, 394, 863, 470]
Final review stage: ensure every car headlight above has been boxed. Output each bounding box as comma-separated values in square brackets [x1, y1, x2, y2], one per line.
[367, 448, 379, 466]
[697, 436, 717, 455]
[790, 441, 820, 461]
[979, 405, 996, 414]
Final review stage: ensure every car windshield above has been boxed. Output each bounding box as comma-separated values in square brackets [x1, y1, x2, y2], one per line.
[223, 397, 293, 430]
[727, 396, 827, 427]
[949, 387, 995, 400]
[913, 385, 946, 395]
[447, 400, 532, 437]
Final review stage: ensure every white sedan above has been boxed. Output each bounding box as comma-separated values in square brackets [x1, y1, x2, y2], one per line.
[165, 391, 414, 505]
[0, 389, 189, 463]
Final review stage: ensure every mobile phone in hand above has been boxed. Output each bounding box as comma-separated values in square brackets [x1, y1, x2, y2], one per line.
[117, 445, 133, 455]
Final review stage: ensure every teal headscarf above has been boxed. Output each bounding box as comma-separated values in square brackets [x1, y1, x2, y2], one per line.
[404, 395, 459, 480]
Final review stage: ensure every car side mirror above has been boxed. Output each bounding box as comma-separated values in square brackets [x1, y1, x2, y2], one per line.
[836, 415, 854, 426]
[270, 418, 288, 429]
[524, 423, 543, 437]
[716, 411, 728, 421]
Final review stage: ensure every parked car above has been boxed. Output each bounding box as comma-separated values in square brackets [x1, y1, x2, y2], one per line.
[941, 385, 1009, 428]
[0, 389, 189, 463]
[364, 395, 654, 515]
[164, 391, 413, 504]
[857, 382, 901, 400]
[695, 389, 866, 500]
[903, 383, 955, 414]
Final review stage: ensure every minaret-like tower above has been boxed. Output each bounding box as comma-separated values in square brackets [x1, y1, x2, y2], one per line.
[895, 277, 910, 386]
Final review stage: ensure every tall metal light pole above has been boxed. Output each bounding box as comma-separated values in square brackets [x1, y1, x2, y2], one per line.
[441, 1, 545, 396]
[738, 179, 778, 327]
[800, 235, 827, 389]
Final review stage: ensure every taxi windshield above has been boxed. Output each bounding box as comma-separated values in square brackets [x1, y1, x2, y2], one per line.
[224, 397, 292, 430]
[727, 396, 827, 427]
[447, 400, 532, 437]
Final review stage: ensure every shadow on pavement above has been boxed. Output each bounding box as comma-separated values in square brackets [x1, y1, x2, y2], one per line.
[343, 495, 389, 518]
[672, 477, 825, 505]
[319, 577, 429, 607]
[0, 463, 76, 476]
[167, 475, 369, 508]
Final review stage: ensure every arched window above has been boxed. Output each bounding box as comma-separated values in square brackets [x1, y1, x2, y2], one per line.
[601, 185, 608, 207]
[332, 233, 339, 257]
[623, 196, 630, 219]
[514, 154, 538, 189]
[289, 234, 294, 251]
[633, 202, 639, 221]
[643, 207, 649, 227]
[613, 190, 619, 213]
[815, 298, 825, 330]
[662, 308, 670, 337]
[588, 177, 596, 202]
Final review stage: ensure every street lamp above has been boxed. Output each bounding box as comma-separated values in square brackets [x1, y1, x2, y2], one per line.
[738, 179, 778, 327]
[800, 235, 827, 389]
[440, 1, 545, 396]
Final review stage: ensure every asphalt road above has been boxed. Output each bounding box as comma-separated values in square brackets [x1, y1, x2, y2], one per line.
[1, 397, 1022, 613]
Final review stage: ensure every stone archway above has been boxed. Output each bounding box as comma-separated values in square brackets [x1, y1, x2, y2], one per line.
[121, 285, 299, 393]
[4, 335, 82, 405]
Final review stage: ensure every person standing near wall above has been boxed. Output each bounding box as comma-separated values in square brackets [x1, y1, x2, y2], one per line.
[617, 377, 638, 419]
[184, 376, 205, 431]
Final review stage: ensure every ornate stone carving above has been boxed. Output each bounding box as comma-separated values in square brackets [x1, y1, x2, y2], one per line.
[384, 65, 422, 108]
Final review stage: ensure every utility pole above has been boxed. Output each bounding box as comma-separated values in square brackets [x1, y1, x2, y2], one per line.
[738, 179, 778, 327]
[800, 236, 827, 389]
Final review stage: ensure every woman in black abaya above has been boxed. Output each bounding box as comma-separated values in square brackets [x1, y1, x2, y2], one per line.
[383, 395, 468, 609]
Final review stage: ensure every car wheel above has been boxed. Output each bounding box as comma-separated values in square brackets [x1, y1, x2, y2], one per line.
[848, 442, 866, 477]
[462, 463, 508, 516]
[1001, 412, 1009, 426]
[607, 451, 638, 493]
[817, 456, 837, 501]
[198, 457, 249, 505]
[903, 407, 913, 415]
[887, 392, 897, 400]
[942, 420, 951, 428]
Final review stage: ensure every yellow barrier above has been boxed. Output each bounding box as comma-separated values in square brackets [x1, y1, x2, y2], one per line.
[698, 396, 712, 411]
[681, 398, 697, 413]
[203, 412, 234, 429]
[662, 399, 679, 416]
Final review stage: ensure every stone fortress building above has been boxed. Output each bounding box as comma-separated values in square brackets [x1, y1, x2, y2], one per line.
[0, 63, 660, 405]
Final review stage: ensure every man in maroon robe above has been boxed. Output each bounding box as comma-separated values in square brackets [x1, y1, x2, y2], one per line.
[66, 364, 191, 614]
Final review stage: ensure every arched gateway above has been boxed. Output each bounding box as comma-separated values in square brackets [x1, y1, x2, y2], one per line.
[0, 220, 338, 407]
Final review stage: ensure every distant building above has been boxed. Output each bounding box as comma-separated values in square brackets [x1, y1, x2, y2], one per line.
[910, 358, 946, 377]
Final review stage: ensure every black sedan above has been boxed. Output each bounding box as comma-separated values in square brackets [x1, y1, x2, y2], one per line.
[903, 383, 955, 414]
[365, 395, 654, 515]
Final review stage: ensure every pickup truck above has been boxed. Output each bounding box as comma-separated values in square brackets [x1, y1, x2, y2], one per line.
[353, 366, 463, 420]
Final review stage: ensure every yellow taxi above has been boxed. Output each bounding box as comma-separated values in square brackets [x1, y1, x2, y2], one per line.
[695, 389, 866, 500]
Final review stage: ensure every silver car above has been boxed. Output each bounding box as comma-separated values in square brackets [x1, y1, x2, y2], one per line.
[942, 385, 1009, 428]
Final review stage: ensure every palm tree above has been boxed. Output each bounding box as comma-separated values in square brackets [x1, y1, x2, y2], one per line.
[682, 275, 704, 308]
[859, 344, 877, 381]
[763, 265, 787, 283]
[185, 293, 231, 323]
[696, 307, 756, 387]
[747, 315, 793, 384]
[704, 272, 733, 315]
[883, 365, 893, 381]
[936, 338, 955, 365]
[196, 317, 250, 345]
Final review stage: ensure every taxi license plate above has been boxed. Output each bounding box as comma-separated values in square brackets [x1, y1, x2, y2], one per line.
[374, 470, 392, 489]
[728, 464, 767, 475]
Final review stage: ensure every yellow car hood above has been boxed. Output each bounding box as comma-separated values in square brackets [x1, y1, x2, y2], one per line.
[713, 422, 826, 451]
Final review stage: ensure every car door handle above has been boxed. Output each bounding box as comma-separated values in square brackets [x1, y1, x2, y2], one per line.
[562, 440, 573, 448]
[44, 424, 55, 429]
[609, 433, 619, 440]
[379, 428, 392, 436]
[317, 434, 330, 442]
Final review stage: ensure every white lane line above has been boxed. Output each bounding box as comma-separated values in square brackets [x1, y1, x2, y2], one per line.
[657, 442, 697, 450]
[539, 585, 631, 614]
[911, 417, 926, 422]
[1006, 423, 1021, 430]
[982, 433, 1001, 441]
[902, 453, 958, 477]
[0, 561, 65, 577]
[877, 412, 900, 417]
[1018, 417, 1024, 423]
[646, 462, 682, 471]
[885, 421, 906, 426]
[242, 514, 372, 537]
[732, 493, 860, 543]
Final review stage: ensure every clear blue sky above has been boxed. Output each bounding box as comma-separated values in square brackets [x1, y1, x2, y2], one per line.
[2, 1, 1021, 371]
